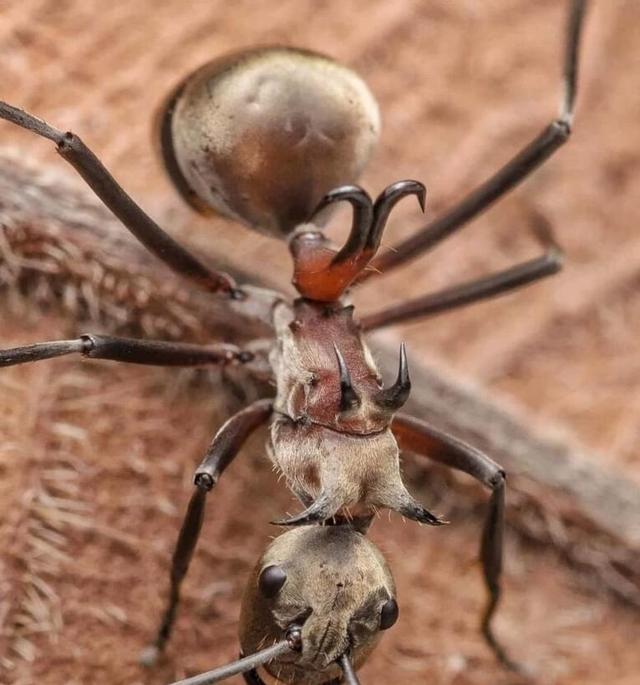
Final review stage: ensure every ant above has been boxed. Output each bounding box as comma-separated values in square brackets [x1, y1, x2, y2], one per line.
[0, 0, 588, 677]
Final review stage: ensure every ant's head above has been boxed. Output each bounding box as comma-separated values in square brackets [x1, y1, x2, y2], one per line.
[156, 47, 380, 239]
[240, 525, 397, 684]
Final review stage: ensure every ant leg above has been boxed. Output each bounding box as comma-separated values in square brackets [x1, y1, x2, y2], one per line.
[360, 220, 561, 331]
[358, 0, 588, 282]
[0, 102, 242, 298]
[0, 334, 253, 367]
[142, 399, 273, 665]
[391, 413, 517, 672]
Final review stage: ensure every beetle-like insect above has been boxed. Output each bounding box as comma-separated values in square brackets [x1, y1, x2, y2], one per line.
[165, 525, 396, 685]
[0, 0, 588, 677]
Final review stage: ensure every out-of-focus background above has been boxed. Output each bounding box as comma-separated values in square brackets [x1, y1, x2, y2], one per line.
[1, 1, 639, 684]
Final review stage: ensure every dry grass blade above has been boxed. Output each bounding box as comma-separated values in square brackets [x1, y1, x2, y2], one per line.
[0, 368, 89, 669]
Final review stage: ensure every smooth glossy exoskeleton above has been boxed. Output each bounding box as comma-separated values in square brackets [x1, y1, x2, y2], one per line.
[167, 525, 396, 685]
[157, 47, 380, 238]
[0, 0, 589, 675]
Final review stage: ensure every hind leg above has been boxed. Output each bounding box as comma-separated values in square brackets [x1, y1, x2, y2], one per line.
[392, 413, 516, 670]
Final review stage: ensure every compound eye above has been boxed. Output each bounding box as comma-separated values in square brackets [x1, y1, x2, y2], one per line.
[379, 598, 399, 630]
[259, 565, 287, 598]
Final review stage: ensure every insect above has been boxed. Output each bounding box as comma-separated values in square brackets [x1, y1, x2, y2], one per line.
[0, 0, 588, 678]
[165, 524, 397, 685]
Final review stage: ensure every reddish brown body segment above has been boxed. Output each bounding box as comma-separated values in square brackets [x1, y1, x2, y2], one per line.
[274, 299, 386, 433]
[290, 230, 376, 303]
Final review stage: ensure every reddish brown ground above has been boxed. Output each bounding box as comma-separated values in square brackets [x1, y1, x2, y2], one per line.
[1, 2, 640, 685]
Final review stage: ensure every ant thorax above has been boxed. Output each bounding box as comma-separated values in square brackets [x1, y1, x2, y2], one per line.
[267, 298, 431, 524]
[271, 299, 386, 433]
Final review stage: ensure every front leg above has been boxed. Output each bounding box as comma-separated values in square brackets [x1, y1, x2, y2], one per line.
[142, 398, 273, 665]
[0, 335, 253, 367]
[391, 413, 516, 671]
[361, 216, 562, 330]
[0, 101, 241, 297]
[359, 0, 589, 280]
